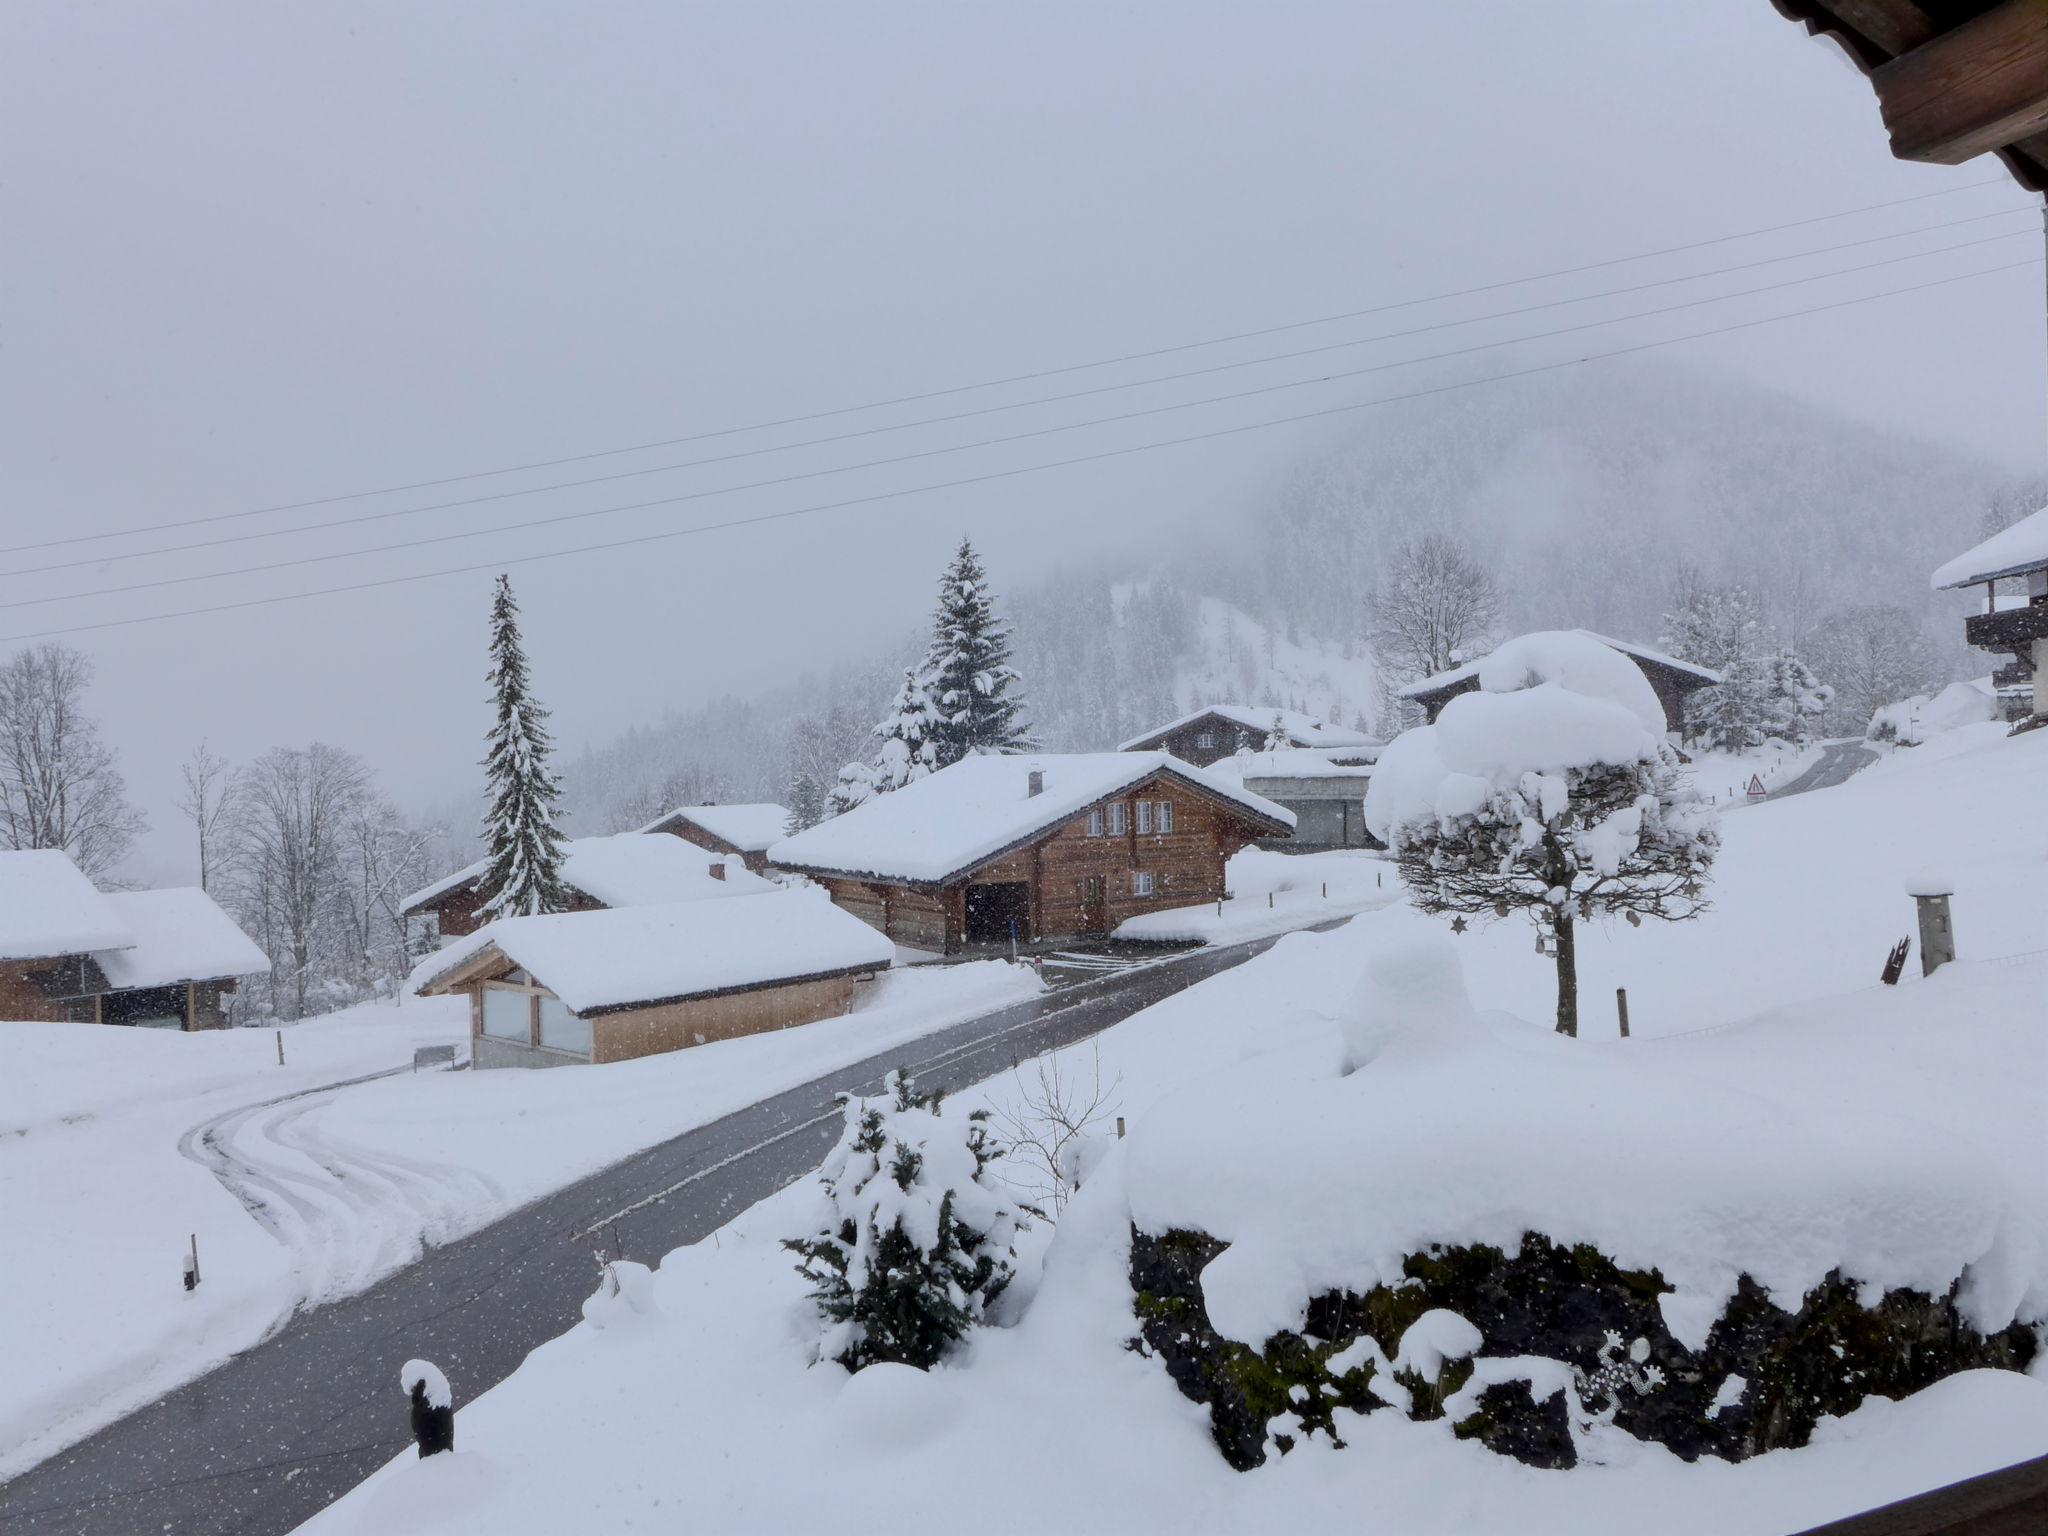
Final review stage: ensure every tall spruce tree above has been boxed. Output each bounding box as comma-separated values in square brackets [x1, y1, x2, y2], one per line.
[478, 574, 568, 919]
[784, 773, 827, 836]
[925, 540, 1033, 767]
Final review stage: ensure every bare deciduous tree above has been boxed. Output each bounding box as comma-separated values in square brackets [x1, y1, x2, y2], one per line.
[176, 740, 238, 892]
[1364, 534, 1503, 686]
[1805, 605, 1947, 737]
[602, 763, 728, 833]
[991, 1043, 1122, 1215]
[0, 642, 147, 880]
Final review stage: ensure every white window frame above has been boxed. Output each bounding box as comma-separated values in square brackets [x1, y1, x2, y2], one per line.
[1087, 808, 1104, 837]
[481, 982, 534, 1042]
[1106, 802, 1127, 836]
[1155, 799, 1174, 833]
[1135, 800, 1153, 835]
[1195, 731, 1216, 750]
[1131, 871, 1154, 897]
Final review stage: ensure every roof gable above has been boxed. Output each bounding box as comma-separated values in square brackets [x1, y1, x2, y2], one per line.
[638, 802, 792, 851]
[401, 833, 770, 915]
[1933, 506, 2048, 589]
[1118, 704, 1373, 753]
[768, 752, 1293, 887]
[1398, 631, 1722, 699]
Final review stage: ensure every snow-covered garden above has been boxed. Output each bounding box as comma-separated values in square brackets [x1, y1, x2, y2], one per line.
[294, 670, 2048, 1534]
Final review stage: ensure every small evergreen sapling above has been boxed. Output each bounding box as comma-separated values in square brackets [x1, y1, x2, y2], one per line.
[786, 1071, 1026, 1371]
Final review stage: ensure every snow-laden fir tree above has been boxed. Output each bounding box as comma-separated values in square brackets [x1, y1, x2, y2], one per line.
[477, 574, 568, 920]
[925, 539, 1033, 766]
[1663, 572, 1832, 750]
[786, 1071, 1027, 1371]
[1367, 633, 1718, 1037]
[1263, 712, 1289, 751]
[783, 772, 827, 836]
[872, 667, 941, 791]
[826, 760, 876, 819]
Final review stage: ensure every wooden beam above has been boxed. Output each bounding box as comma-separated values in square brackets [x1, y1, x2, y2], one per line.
[1873, 0, 2048, 165]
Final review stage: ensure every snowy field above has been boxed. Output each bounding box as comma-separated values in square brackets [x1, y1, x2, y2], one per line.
[301, 722, 2048, 1535]
[1115, 846, 1396, 945]
[0, 961, 1039, 1479]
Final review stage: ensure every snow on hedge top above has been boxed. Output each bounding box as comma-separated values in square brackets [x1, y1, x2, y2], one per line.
[637, 802, 792, 852]
[1397, 629, 1720, 699]
[402, 833, 770, 914]
[769, 753, 1293, 885]
[1366, 632, 1666, 841]
[0, 850, 131, 962]
[1126, 935, 2028, 1350]
[412, 889, 892, 1015]
[1933, 505, 2048, 589]
[1118, 705, 1375, 753]
[95, 888, 270, 988]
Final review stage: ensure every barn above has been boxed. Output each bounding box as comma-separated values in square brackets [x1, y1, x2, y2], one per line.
[400, 831, 771, 940]
[637, 802, 791, 873]
[1399, 631, 1720, 734]
[412, 891, 892, 1068]
[768, 752, 1293, 954]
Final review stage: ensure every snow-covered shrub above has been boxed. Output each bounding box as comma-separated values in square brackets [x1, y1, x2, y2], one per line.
[582, 1259, 660, 1332]
[786, 1072, 1027, 1371]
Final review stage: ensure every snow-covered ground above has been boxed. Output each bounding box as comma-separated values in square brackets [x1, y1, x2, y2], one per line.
[298, 710, 2048, 1533]
[1115, 847, 1396, 945]
[1680, 735, 1825, 807]
[0, 961, 1039, 1479]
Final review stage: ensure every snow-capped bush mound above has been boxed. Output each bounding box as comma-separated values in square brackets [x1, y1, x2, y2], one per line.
[1127, 937, 2028, 1352]
[1340, 936, 1483, 1072]
[1477, 630, 1668, 737]
[1868, 680, 2000, 746]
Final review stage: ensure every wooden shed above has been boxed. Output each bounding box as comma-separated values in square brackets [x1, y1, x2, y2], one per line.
[768, 753, 1294, 954]
[1399, 631, 1721, 735]
[413, 890, 892, 1068]
[637, 802, 791, 874]
[1118, 705, 1377, 769]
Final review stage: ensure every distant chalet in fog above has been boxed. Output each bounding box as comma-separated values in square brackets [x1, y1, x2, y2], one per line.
[636, 801, 791, 874]
[1118, 705, 1377, 769]
[1934, 504, 2048, 721]
[768, 752, 1294, 954]
[413, 891, 891, 1068]
[400, 832, 771, 939]
[1400, 631, 1721, 734]
[0, 850, 268, 1030]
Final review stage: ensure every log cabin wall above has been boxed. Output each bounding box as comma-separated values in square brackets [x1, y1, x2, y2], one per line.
[0, 963, 68, 1022]
[655, 818, 770, 873]
[1132, 716, 1247, 767]
[589, 973, 861, 1063]
[429, 883, 606, 938]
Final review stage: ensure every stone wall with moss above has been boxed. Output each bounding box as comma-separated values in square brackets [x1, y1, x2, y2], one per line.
[1129, 1227, 2038, 1472]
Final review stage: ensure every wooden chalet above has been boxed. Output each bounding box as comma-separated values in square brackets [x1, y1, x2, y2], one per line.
[1118, 705, 1376, 769]
[1400, 631, 1720, 734]
[1769, 0, 2048, 192]
[1934, 504, 2048, 720]
[0, 851, 268, 1030]
[767, 752, 1294, 954]
[400, 831, 771, 940]
[413, 891, 891, 1068]
[637, 801, 790, 874]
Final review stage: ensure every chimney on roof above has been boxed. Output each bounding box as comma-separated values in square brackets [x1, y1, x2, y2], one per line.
[1027, 769, 1044, 797]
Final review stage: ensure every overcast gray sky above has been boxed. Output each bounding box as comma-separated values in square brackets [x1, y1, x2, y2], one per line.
[5, 1, 2042, 884]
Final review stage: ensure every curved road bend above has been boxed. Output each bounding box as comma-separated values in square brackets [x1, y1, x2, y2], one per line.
[0, 927, 1315, 1536]
[1767, 740, 1879, 801]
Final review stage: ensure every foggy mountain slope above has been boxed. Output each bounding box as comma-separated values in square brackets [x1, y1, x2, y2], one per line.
[542, 359, 2002, 837]
[1218, 358, 2005, 647]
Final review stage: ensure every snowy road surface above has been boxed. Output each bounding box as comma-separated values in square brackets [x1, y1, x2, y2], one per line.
[1767, 740, 1878, 800]
[0, 926, 1322, 1536]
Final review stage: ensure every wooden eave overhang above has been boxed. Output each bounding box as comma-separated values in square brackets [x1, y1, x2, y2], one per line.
[774, 765, 1294, 893]
[1771, 0, 2048, 190]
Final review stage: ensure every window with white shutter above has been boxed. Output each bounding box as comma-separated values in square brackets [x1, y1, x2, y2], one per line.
[1135, 801, 1153, 834]
[1131, 871, 1154, 897]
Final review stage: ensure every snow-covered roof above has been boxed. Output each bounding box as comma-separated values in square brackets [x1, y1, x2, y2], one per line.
[638, 802, 791, 852]
[0, 850, 132, 963]
[1117, 705, 1375, 754]
[402, 833, 771, 915]
[412, 890, 892, 1016]
[1205, 747, 1370, 785]
[1932, 506, 2048, 589]
[1397, 631, 1722, 699]
[768, 752, 1294, 886]
[95, 888, 271, 989]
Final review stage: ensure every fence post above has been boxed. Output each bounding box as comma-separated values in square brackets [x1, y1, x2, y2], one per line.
[402, 1360, 454, 1457]
[1615, 987, 1630, 1040]
[276, 1030, 284, 1066]
[183, 1233, 200, 1291]
[1115, 1116, 1126, 1139]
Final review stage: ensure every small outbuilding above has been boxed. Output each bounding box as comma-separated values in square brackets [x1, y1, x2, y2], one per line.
[768, 752, 1293, 953]
[401, 832, 771, 940]
[1399, 631, 1720, 735]
[1204, 747, 1380, 851]
[637, 802, 791, 873]
[413, 890, 893, 1069]
[0, 850, 268, 1029]
[1933, 504, 2047, 722]
[1118, 705, 1377, 769]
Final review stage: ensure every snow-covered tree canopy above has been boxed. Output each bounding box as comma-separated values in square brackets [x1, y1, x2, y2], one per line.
[1366, 632, 1718, 1036]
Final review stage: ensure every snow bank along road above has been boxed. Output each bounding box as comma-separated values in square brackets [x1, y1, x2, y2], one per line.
[0, 928, 1316, 1536]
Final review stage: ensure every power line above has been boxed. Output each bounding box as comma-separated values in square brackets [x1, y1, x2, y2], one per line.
[9, 203, 2034, 583]
[4, 253, 2034, 645]
[7, 229, 2030, 613]
[2, 176, 2020, 560]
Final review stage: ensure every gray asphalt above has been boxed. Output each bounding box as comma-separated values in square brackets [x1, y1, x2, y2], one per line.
[1791, 1451, 2048, 1535]
[0, 929, 1308, 1536]
[1766, 739, 1879, 800]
